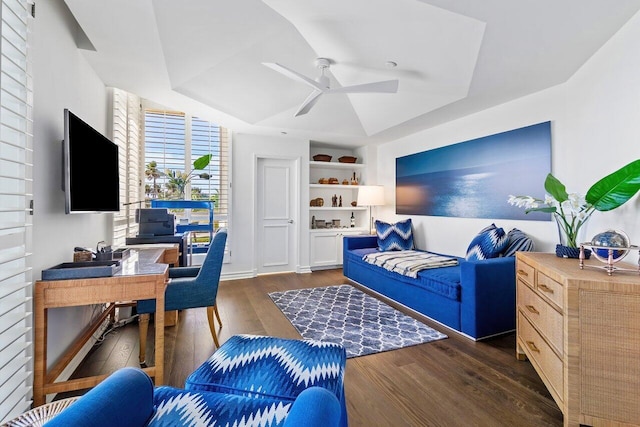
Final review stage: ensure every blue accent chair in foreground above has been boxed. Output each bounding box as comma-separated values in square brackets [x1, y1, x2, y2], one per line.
[137, 228, 227, 365]
[44, 367, 342, 427]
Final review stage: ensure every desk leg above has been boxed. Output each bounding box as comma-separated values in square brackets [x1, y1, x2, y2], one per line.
[154, 280, 165, 385]
[33, 285, 46, 407]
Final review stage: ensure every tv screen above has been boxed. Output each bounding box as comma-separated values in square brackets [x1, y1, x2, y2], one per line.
[63, 109, 120, 214]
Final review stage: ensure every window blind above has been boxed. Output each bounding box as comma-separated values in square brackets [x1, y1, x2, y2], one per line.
[0, 0, 33, 422]
[111, 88, 141, 247]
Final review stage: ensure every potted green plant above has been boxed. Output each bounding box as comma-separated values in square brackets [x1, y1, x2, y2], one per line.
[508, 159, 640, 257]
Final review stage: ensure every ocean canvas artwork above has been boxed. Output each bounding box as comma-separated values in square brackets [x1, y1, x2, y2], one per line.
[396, 122, 551, 220]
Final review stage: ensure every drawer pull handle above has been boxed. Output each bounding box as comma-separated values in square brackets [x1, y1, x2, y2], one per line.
[517, 269, 529, 277]
[525, 305, 539, 315]
[538, 284, 554, 293]
[526, 341, 540, 353]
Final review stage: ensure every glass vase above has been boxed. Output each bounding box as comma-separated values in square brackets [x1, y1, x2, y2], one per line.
[554, 214, 591, 259]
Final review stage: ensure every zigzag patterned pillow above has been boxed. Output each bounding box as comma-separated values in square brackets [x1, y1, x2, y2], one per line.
[502, 228, 534, 257]
[375, 219, 414, 251]
[465, 224, 508, 261]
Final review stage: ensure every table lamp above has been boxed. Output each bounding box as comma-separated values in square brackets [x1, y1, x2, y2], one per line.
[357, 185, 385, 234]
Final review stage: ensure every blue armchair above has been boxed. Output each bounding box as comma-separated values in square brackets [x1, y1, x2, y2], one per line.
[44, 367, 342, 427]
[137, 228, 228, 365]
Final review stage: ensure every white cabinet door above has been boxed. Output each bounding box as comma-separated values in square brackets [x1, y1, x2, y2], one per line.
[310, 230, 363, 269]
[310, 232, 340, 267]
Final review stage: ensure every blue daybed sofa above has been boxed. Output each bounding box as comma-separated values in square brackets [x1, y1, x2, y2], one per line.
[343, 234, 517, 340]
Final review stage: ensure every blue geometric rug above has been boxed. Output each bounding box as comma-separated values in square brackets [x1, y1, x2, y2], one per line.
[268, 285, 447, 358]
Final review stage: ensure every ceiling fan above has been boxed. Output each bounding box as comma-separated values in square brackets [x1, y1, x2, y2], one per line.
[263, 58, 399, 117]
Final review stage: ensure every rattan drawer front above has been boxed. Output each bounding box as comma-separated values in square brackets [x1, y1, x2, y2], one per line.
[517, 281, 563, 355]
[518, 312, 563, 404]
[516, 259, 535, 288]
[536, 272, 563, 311]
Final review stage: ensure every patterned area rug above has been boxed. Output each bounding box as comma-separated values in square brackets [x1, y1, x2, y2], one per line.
[268, 285, 447, 358]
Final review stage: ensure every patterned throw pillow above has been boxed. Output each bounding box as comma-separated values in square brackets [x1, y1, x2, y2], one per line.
[465, 224, 508, 261]
[375, 219, 414, 251]
[503, 228, 534, 257]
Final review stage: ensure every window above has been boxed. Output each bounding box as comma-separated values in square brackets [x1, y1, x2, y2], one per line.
[0, 0, 33, 421]
[143, 109, 230, 234]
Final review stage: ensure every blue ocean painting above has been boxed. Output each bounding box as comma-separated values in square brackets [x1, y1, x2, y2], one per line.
[396, 122, 551, 221]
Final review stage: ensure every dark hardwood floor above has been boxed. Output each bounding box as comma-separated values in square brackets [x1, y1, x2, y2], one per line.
[65, 269, 563, 426]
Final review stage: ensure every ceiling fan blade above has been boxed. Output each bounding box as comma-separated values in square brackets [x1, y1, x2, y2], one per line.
[294, 90, 323, 117]
[262, 62, 324, 91]
[327, 79, 399, 94]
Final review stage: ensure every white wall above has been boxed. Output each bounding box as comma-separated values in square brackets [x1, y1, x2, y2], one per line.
[226, 134, 310, 277]
[33, 0, 110, 369]
[376, 9, 640, 257]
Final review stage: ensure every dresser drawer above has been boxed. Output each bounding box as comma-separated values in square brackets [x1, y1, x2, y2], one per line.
[516, 259, 535, 288]
[536, 272, 563, 311]
[518, 312, 564, 404]
[517, 281, 563, 355]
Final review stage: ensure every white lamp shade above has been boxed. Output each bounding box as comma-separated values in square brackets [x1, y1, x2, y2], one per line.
[357, 185, 385, 206]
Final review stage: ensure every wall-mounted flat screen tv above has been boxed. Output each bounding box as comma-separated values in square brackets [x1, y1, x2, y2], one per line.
[63, 109, 120, 214]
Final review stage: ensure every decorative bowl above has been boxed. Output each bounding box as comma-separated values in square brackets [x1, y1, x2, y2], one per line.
[338, 156, 357, 163]
[313, 154, 332, 162]
[590, 229, 630, 262]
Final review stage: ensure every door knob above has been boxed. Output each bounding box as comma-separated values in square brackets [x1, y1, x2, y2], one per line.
[288, 219, 294, 223]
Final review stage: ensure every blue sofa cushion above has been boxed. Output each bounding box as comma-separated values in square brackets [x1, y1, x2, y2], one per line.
[350, 247, 461, 301]
[375, 219, 414, 251]
[150, 386, 291, 427]
[466, 224, 507, 261]
[185, 335, 346, 402]
[502, 228, 534, 257]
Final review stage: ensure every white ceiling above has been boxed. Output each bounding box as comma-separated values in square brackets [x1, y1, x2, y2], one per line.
[64, 0, 640, 146]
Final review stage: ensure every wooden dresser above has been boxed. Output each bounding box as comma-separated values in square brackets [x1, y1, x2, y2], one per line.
[516, 252, 640, 427]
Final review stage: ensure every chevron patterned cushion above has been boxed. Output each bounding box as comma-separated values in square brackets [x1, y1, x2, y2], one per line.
[502, 228, 534, 257]
[150, 386, 292, 427]
[375, 219, 414, 251]
[465, 224, 508, 261]
[185, 335, 346, 402]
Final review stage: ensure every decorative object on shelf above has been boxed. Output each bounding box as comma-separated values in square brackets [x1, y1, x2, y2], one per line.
[338, 156, 357, 163]
[579, 229, 640, 276]
[579, 231, 639, 276]
[311, 215, 315, 229]
[315, 219, 326, 228]
[332, 219, 341, 227]
[309, 197, 324, 207]
[342, 179, 349, 185]
[357, 185, 385, 234]
[331, 194, 338, 207]
[350, 201, 357, 207]
[312, 154, 332, 162]
[508, 159, 640, 258]
[350, 172, 359, 185]
[350, 212, 355, 228]
[338, 195, 342, 207]
[318, 178, 328, 184]
[590, 229, 631, 262]
[328, 177, 339, 184]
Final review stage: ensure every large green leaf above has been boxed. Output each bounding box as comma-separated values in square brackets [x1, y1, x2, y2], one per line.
[193, 154, 212, 170]
[544, 173, 568, 202]
[586, 159, 640, 211]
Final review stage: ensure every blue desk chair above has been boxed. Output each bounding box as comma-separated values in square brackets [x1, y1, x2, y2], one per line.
[137, 228, 227, 365]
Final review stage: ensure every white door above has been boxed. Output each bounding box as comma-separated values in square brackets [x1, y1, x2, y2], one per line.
[257, 158, 297, 274]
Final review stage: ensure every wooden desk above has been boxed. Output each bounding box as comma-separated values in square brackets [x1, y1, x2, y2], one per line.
[33, 248, 169, 407]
